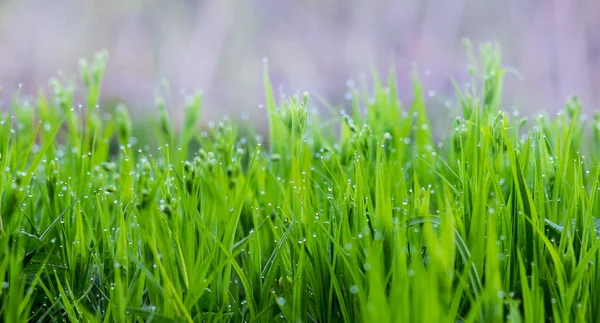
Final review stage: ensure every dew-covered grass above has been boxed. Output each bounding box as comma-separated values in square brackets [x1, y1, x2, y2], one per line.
[2, 42, 600, 322]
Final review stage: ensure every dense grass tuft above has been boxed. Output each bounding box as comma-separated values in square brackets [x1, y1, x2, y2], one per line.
[2, 42, 600, 322]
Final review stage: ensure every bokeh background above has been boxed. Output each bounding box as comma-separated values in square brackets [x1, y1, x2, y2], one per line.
[1, 0, 598, 127]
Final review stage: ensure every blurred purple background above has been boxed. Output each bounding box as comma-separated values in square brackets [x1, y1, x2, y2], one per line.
[0, 0, 598, 125]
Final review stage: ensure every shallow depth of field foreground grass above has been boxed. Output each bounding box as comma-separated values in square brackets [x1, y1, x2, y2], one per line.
[2, 42, 600, 322]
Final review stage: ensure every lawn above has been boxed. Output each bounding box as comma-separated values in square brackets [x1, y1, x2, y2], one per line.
[1, 41, 599, 322]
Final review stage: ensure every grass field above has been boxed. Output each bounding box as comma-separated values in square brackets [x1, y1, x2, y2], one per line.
[2, 42, 600, 322]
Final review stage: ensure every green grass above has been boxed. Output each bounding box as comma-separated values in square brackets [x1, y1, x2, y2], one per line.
[2, 41, 600, 322]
